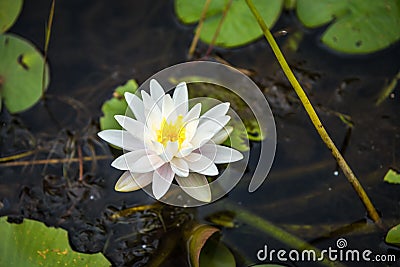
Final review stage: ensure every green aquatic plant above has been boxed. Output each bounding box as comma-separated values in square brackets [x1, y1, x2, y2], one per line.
[296, 0, 400, 54]
[383, 169, 400, 184]
[100, 79, 138, 131]
[0, 0, 22, 33]
[0, 217, 110, 266]
[0, 0, 50, 113]
[0, 34, 49, 113]
[183, 222, 235, 267]
[175, 0, 283, 48]
[386, 224, 400, 247]
[176, 0, 400, 54]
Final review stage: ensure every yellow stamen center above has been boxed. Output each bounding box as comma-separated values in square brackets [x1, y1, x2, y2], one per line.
[156, 115, 186, 147]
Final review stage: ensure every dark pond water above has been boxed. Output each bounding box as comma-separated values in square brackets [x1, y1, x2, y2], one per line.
[1, 0, 400, 266]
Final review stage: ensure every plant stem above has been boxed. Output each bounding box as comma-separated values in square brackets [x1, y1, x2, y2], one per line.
[188, 0, 212, 58]
[245, 0, 381, 226]
[0, 150, 36, 162]
[205, 0, 233, 57]
[41, 0, 55, 99]
[0, 155, 111, 167]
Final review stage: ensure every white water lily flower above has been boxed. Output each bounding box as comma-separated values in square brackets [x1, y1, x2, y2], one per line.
[98, 79, 243, 202]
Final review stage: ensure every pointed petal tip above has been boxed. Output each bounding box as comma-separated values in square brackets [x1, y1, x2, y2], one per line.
[114, 172, 138, 192]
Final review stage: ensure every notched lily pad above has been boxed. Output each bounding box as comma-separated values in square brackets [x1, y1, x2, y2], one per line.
[296, 0, 400, 54]
[0, 34, 50, 113]
[175, 0, 284, 48]
[0, 0, 23, 33]
[0, 216, 110, 266]
[100, 79, 138, 131]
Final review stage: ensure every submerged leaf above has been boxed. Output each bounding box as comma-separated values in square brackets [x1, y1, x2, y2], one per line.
[386, 224, 400, 247]
[100, 79, 138, 131]
[0, 217, 110, 266]
[296, 0, 400, 54]
[175, 0, 284, 48]
[0, 34, 50, 113]
[0, 0, 23, 33]
[383, 169, 400, 184]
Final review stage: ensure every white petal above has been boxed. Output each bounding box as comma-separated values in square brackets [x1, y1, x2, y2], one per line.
[161, 141, 179, 162]
[199, 103, 230, 125]
[190, 116, 231, 149]
[185, 153, 219, 176]
[182, 103, 202, 142]
[162, 94, 177, 123]
[111, 150, 149, 170]
[177, 142, 194, 158]
[152, 164, 174, 199]
[114, 171, 152, 192]
[173, 82, 188, 116]
[170, 158, 189, 177]
[150, 79, 165, 107]
[98, 130, 144, 151]
[200, 144, 243, 163]
[175, 173, 211, 202]
[125, 92, 145, 122]
[183, 103, 201, 122]
[184, 119, 200, 143]
[132, 154, 165, 173]
[211, 126, 233, 145]
[149, 140, 164, 155]
[142, 90, 162, 127]
[114, 115, 145, 141]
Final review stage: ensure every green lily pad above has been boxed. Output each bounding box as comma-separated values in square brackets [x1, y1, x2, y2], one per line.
[175, 0, 284, 48]
[0, 34, 50, 113]
[0, 216, 110, 266]
[100, 79, 138, 131]
[0, 0, 23, 33]
[386, 224, 400, 247]
[296, 0, 400, 54]
[383, 169, 400, 184]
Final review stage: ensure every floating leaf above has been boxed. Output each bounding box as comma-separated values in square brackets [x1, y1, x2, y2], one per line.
[383, 169, 400, 184]
[175, 0, 284, 48]
[0, 0, 23, 33]
[296, 0, 400, 54]
[199, 238, 235, 267]
[386, 224, 400, 247]
[0, 34, 50, 113]
[0, 217, 110, 266]
[100, 79, 138, 131]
